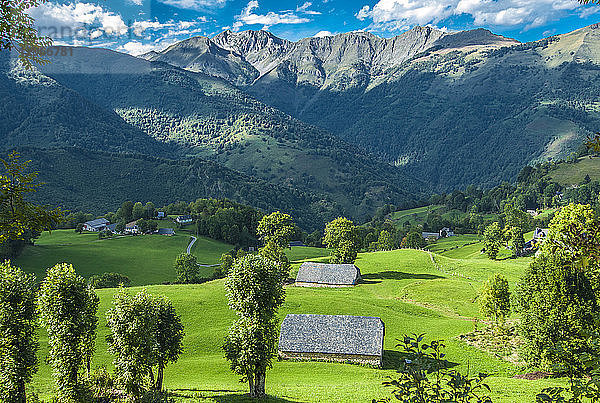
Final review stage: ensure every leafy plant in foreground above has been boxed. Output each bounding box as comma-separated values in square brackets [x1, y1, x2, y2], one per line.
[376, 334, 492, 403]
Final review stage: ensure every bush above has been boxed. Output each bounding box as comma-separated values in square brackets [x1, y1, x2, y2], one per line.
[376, 334, 492, 402]
[89, 272, 131, 289]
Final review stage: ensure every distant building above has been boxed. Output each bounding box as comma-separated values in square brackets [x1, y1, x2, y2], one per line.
[175, 215, 193, 225]
[439, 227, 454, 237]
[157, 228, 175, 236]
[533, 228, 549, 240]
[527, 209, 538, 217]
[422, 232, 440, 241]
[289, 241, 306, 247]
[124, 221, 139, 234]
[82, 218, 109, 232]
[157, 211, 166, 219]
[105, 223, 117, 233]
[295, 262, 361, 287]
[278, 314, 385, 366]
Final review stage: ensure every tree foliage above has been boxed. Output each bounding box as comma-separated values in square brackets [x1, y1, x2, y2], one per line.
[0, 0, 52, 68]
[378, 334, 492, 403]
[323, 217, 360, 264]
[478, 274, 511, 323]
[0, 151, 62, 245]
[516, 204, 600, 372]
[257, 211, 294, 271]
[38, 263, 99, 401]
[173, 253, 200, 284]
[223, 255, 286, 398]
[483, 222, 504, 260]
[0, 261, 38, 402]
[106, 289, 184, 397]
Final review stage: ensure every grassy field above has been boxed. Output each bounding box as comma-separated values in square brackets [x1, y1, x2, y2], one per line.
[285, 246, 330, 262]
[388, 205, 444, 227]
[28, 244, 562, 402]
[548, 156, 600, 185]
[13, 229, 233, 285]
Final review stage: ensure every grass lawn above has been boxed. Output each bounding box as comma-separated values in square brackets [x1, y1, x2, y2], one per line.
[29, 246, 561, 402]
[13, 229, 232, 285]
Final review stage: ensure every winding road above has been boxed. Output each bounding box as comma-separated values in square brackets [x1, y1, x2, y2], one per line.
[187, 236, 197, 254]
[187, 236, 219, 268]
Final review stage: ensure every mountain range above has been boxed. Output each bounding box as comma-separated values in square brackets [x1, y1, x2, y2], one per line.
[146, 24, 600, 189]
[2, 24, 600, 226]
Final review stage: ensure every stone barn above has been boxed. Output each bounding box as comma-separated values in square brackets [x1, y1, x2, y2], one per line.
[295, 262, 361, 287]
[278, 314, 385, 366]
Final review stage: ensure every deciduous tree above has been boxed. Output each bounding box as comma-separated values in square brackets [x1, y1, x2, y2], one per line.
[153, 296, 184, 391]
[0, 151, 62, 244]
[377, 229, 395, 251]
[223, 255, 286, 398]
[323, 217, 360, 264]
[256, 211, 294, 267]
[483, 222, 503, 260]
[38, 263, 99, 401]
[516, 204, 600, 372]
[0, 261, 38, 403]
[479, 274, 510, 324]
[0, 0, 52, 68]
[174, 253, 199, 284]
[106, 289, 157, 397]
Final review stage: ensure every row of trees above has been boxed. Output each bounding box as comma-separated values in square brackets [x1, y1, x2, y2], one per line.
[0, 261, 184, 401]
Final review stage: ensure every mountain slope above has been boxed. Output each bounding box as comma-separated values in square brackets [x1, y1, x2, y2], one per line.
[2, 47, 425, 221]
[0, 52, 171, 156]
[146, 25, 600, 190]
[13, 147, 344, 230]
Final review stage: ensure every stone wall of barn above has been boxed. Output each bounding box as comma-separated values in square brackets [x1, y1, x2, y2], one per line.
[294, 282, 355, 288]
[278, 350, 382, 367]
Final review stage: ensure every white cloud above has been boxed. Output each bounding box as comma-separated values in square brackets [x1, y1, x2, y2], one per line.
[28, 2, 128, 39]
[157, 0, 226, 11]
[357, 0, 591, 31]
[234, 1, 310, 30]
[118, 40, 159, 55]
[297, 2, 321, 15]
[314, 30, 334, 37]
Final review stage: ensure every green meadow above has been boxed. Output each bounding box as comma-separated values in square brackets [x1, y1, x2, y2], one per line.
[13, 229, 233, 285]
[24, 237, 563, 402]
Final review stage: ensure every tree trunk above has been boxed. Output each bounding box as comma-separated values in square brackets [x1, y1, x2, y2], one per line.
[17, 380, 26, 403]
[155, 363, 164, 391]
[254, 371, 266, 398]
[248, 373, 255, 398]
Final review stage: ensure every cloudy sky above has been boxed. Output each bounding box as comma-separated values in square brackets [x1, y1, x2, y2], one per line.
[28, 0, 600, 55]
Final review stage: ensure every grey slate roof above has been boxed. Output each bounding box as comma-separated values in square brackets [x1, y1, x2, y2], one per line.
[84, 218, 109, 228]
[295, 262, 361, 285]
[158, 228, 175, 235]
[278, 314, 384, 356]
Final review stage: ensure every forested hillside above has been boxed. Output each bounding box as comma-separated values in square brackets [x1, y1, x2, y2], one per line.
[0, 47, 425, 222]
[147, 24, 600, 191]
[12, 147, 345, 230]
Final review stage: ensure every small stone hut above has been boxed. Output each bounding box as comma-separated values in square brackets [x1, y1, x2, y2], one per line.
[295, 262, 361, 287]
[278, 314, 385, 366]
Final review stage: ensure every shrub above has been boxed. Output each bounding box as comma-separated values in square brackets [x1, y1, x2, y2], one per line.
[377, 334, 492, 402]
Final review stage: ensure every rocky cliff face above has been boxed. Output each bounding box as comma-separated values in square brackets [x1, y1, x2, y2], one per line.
[144, 26, 517, 88]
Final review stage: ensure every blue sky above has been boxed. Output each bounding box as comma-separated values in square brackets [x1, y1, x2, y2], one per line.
[28, 0, 600, 55]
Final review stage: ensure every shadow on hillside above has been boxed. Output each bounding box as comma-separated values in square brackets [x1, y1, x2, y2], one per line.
[171, 389, 302, 402]
[381, 350, 459, 371]
[362, 271, 443, 281]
